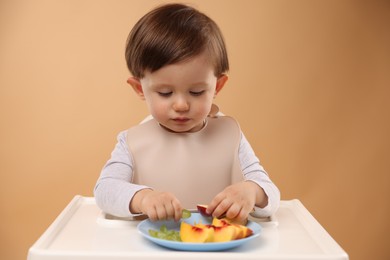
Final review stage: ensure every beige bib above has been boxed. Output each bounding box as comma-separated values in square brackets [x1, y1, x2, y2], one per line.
[126, 116, 243, 209]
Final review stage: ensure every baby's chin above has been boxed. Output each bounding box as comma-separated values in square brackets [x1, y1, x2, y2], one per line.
[158, 123, 189, 133]
[160, 123, 203, 133]
[157, 119, 205, 133]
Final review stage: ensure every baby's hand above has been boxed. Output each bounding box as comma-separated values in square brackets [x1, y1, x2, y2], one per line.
[206, 181, 262, 223]
[132, 189, 183, 221]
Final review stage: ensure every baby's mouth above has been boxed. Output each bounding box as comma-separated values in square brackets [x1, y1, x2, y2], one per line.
[173, 117, 190, 123]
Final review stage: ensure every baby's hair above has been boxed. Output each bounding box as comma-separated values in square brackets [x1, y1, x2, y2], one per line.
[125, 3, 229, 78]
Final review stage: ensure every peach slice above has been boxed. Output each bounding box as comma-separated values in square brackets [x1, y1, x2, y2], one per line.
[212, 218, 241, 240]
[180, 217, 254, 243]
[196, 204, 229, 218]
[212, 225, 237, 242]
[211, 218, 229, 227]
[196, 204, 212, 217]
[231, 222, 253, 239]
[242, 225, 253, 238]
[221, 216, 248, 226]
[194, 222, 209, 229]
[212, 217, 253, 239]
[180, 222, 214, 243]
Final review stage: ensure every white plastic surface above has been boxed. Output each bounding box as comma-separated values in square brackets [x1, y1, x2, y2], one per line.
[28, 196, 348, 260]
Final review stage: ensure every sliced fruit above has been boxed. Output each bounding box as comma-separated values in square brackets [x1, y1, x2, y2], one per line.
[180, 222, 214, 243]
[181, 209, 191, 219]
[196, 204, 212, 217]
[212, 225, 237, 242]
[180, 217, 253, 243]
[212, 217, 253, 239]
[241, 225, 253, 238]
[212, 217, 230, 227]
[194, 222, 208, 229]
[212, 218, 240, 240]
[148, 225, 181, 241]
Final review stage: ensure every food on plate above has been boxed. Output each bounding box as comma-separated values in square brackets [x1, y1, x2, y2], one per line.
[212, 218, 253, 239]
[181, 209, 191, 219]
[197, 204, 211, 217]
[180, 222, 214, 243]
[148, 224, 181, 241]
[148, 217, 253, 243]
[147, 206, 254, 243]
[180, 217, 253, 243]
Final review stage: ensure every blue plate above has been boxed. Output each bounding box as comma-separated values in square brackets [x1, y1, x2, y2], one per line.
[137, 213, 261, 251]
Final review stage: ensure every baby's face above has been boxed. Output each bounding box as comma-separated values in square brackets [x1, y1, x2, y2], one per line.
[140, 51, 224, 133]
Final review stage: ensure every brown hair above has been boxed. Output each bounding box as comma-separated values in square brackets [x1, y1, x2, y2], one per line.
[125, 3, 229, 78]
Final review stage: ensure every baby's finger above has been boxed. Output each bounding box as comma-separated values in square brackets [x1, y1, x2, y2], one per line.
[229, 205, 253, 224]
[212, 199, 232, 218]
[146, 206, 159, 221]
[164, 203, 175, 220]
[225, 203, 241, 219]
[206, 192, 225, 215]
[155, 205, 168, 220]
[173, 202, 183, 221]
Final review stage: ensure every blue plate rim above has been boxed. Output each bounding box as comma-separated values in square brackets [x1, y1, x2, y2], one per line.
[137, 213, 261, 251]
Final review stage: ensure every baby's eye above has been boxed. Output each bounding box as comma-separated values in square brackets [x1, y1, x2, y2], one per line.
[158, 91, 172, 97]
[190, 90, 205, 96]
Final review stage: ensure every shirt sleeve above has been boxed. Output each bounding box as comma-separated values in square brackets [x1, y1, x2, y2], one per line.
[238, 132, 280, 217]
[94, 131, 150, 217]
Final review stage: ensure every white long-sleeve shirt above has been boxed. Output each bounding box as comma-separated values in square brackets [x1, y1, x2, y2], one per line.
[94, 128, 280, 218]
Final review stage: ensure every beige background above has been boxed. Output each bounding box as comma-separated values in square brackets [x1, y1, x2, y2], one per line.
[1, 0, 389, 259]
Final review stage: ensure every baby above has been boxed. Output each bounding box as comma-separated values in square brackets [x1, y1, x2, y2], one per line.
[94, 3, 280, 223]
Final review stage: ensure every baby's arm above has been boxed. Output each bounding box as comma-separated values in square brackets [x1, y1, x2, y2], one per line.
[94, 131, 183, 220]
[94, 131, 150, 217]
[238, 132, 280, 217]
[206, 132, 280, 220]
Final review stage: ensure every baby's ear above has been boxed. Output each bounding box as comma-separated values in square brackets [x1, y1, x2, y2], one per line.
[127, 77, 145, 100]
[215, 74, 228, 97]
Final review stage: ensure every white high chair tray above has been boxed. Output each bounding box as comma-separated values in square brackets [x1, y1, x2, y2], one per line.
[28, 196, 348, 260]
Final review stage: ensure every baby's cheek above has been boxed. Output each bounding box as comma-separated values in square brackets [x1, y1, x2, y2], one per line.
[199, 104, 213, 117]
[151, 103, 169, 118]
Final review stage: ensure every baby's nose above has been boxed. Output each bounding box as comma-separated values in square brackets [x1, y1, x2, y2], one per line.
[173, 96, 189, 111]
